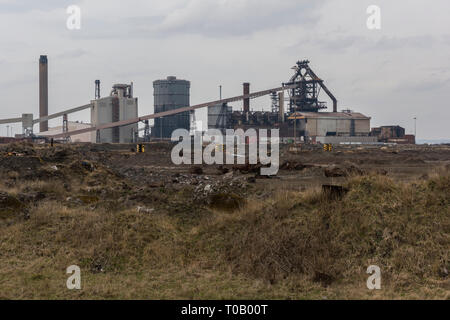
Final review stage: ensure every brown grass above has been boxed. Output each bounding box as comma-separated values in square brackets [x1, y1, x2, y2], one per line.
[0, 169, 448, 299]
[192, 173, 450, 296]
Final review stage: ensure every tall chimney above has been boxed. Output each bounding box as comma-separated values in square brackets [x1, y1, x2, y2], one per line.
[243, 82, 250, 113]
[278, 91, 285, 123]
[39, 55, 48, 132]
[95, 80, 101, 99]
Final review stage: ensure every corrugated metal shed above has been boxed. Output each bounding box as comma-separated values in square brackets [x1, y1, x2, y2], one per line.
[297, 112, 371, 137]
[297, 112, 370, 120]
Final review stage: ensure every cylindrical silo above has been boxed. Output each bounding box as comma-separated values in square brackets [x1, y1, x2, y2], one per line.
[153, 76, 190, 138]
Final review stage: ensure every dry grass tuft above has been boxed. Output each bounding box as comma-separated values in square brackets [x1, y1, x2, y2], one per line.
[193, 173, 450, 293]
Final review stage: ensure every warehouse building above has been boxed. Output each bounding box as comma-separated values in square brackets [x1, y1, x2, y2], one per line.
[291, 111, 376, 143]
[371, 126, 416, 144]
[208, 103, 232, 133]
[40, 121, 92, 143]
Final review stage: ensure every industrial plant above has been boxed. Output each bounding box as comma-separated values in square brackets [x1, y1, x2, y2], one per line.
[0, 56, 446, 303]
[2, 0, 448, 303]
[91, 83, 138, 143]
[0, 56, 414, 145]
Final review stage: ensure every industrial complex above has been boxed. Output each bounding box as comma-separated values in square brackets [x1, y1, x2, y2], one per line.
[0, 56, 415, 145]
[3, 1, 449, 303]
[0, 56, 446, 303]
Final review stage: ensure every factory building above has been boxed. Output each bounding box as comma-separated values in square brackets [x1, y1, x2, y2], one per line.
[152, 76, 190, 139]
[371, 126, 416, 144]
[90, 83, 138, 143]
[229, 110, 375, 143]
[292, 111, 376, 143]
[2, 57, 397, 145]
[371, 126, 404, 141]
[39, 121, 92, 143]
[224, 61, 377, 144]
[208, 103, 232, 133]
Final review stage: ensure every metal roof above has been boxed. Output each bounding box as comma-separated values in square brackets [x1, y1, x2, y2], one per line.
[296, 112, 371, 120]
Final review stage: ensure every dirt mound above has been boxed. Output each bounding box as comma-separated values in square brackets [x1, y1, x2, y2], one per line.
[40, 148, 75, 162]
[322, 185, 349, 200]
[17, 191, 47, 203]
[0, 156, 42, 173]
[232, 163, 263, 174]
[190, 166, 204, 175]
[209, 192, 246, 212]
[217, 165, 230, 175]
[22, 167, 66, 181]
[280, 161, 309, 171]
[202, 174, 450, 288]
[194, 175, 250, 205]
[324, 163, 365, 177]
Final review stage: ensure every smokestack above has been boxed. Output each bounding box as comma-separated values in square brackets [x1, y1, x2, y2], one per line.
[39, 55, 48, 132]
[278, 91, 285, 123]
[95, 80, 101, 99]
[243, 82, 250, 113]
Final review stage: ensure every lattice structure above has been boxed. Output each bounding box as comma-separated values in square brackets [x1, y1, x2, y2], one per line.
[285, 60, 337, 113]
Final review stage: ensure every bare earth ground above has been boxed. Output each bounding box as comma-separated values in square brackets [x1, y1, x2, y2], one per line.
[0, 142, 449, 299]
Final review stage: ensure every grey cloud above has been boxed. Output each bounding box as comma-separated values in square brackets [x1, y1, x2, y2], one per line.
[67, 16, 165, 40]
[301, 35, 364, 53]
[443, 35, 450, 45]
[154, 0, 326, 37]
[368, 35, 435, 51]
[68, 0, 326, 40]
[56, 49, 88, 59]
[114, 68, 160, 79]
[0, 74, 37, 88]
[0, 0, 76, 13]
[394, 77, 450, 93]
[288, 34, 439, 54]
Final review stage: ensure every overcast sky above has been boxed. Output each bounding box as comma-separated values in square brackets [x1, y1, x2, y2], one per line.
[0, 0, 449, 139]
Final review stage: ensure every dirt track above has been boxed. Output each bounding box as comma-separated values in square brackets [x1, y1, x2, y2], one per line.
[1, 142, 449, 213]
[93, 142, 450, 190]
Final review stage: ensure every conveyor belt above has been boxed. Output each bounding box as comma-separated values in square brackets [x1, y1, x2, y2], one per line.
[0, 104, 93, 125]
[48, 84, 299, 139]
[0, 117, 23, 125]
[32, 104, 93, 124]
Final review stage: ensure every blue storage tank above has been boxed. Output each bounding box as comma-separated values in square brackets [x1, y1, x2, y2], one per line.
[153, 76, 190, 138]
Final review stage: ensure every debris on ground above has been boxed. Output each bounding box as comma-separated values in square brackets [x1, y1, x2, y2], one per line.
[280, 161, 309, 171]
[137, 206, 155, 214]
